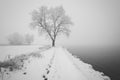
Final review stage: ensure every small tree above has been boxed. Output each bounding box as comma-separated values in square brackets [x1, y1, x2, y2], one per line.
[7, 33, 34, 45]
[7, 32, 25, 45]
[30, 6, 73, 46]
[25, 34, 34, 45]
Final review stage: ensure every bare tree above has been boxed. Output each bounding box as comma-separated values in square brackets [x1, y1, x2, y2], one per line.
[25, 34, 34, 45]
[7, 32, 25, 45]
[30, 6, 73, 46]
[7, 33, 34, 45]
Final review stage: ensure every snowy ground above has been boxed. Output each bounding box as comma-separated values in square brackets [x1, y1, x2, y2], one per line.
[0, 46, 111, 80]
[0, 45, 50, 61]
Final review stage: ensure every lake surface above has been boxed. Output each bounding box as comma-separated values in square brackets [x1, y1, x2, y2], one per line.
[67, 46, 120, 80]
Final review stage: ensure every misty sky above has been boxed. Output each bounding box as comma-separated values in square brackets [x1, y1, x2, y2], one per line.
[0, 0, 120, 47]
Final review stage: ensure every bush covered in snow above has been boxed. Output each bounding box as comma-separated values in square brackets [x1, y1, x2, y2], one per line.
[0, 57, 26, 80]
[0, 50, 43, 79]
[7, 32, 34, 45]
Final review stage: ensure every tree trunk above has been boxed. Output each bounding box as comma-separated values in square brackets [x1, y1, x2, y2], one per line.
[52, 39, 55, 47]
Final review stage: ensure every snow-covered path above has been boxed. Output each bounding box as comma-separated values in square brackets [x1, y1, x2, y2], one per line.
[51, 47, 88, 80]
[2, 47, 110, 80]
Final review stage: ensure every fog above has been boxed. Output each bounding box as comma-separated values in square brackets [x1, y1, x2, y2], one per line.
[0, 0, 120, 80]
[67, 46, 120, 80]
[0, 0, 120, 47]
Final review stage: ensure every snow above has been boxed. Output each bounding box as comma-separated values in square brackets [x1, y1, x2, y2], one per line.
[0, 46, 111, 80]
[0, 45, 50, 61]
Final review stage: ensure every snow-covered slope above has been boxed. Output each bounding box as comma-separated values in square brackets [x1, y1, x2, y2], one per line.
[3, 47, 110, 80]
[0, 45, 50, 61]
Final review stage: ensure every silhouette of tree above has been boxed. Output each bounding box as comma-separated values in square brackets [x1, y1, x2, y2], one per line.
[7, 32, 24, 45]
[7, 33, 34, 45]
[30, 6, 73, 46]
[25, 34, 34, 45]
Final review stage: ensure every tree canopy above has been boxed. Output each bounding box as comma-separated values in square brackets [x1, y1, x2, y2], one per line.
[30, 6, 73, 46]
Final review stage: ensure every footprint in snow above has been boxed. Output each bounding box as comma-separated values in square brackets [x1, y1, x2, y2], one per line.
[43, 75, 48, 80]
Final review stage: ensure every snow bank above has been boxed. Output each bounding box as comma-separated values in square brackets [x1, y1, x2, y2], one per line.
[0, 45, 50, 61]
[62, 47, 111, 80]
[0, 46, 111, 80]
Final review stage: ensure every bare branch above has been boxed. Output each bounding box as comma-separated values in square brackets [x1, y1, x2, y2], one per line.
[30, 6, 73, 46]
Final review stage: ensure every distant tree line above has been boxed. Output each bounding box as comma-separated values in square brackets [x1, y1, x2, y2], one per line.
[7, 32, 34, 45]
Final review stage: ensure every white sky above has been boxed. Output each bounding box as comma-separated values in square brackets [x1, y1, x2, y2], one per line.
[0, 0, 120, 47]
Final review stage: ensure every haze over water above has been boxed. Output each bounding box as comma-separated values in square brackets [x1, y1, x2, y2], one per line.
[67, 46, 120, 80]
